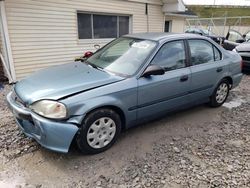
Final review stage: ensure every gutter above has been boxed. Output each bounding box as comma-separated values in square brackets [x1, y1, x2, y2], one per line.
[0, 0, 16, 83]
[165, 13, 198, 18]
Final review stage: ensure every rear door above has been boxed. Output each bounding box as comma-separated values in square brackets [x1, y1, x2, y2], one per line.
[187, 39, 226, 102]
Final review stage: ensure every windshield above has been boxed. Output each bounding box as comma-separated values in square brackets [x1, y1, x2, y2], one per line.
[185, 28, 215, 36]
[202, 30, 209, 35]
[245, 31, 250, 41]
[87, 37, 157, 76]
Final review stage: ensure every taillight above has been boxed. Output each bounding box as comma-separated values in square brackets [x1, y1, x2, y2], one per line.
[241, 59, 243, 72]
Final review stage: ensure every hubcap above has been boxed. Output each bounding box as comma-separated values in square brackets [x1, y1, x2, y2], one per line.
[87, 117, 116, 149]
[216, 83, 228, 103]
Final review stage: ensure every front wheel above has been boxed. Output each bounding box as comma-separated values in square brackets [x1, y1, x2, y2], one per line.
[76, 108, 121, 154]
[209, 79, 230, 107]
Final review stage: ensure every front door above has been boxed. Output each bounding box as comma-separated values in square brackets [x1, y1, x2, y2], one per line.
[224, 30, 245, 50]
[137, 40, 191, 120]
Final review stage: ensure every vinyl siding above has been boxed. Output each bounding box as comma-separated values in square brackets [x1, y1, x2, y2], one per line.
[148, 4, 164, 32]
[0, 6, 5, 61]
[5, 0, 164, 79]
[0, 29, 3, 58]
[0, 27, 7, 80]
[165, 16, 186, 33]
[0, 34, 4, 79]
[0, 9, 6, 78]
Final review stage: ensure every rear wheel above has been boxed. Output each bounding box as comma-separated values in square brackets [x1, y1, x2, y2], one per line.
[209, 79, 230, 107]
[76, 108, 121, 154]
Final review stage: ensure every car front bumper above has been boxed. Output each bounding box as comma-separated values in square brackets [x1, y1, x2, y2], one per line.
[6, 91, 79, 153]
[239, 52, 250, 72]
[242, 61, 250, 71]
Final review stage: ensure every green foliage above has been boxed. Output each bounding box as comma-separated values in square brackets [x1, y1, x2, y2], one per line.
[187, 6, 250, 25]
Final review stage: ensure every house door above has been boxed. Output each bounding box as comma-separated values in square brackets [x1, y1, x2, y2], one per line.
[164, 21, 172, 32]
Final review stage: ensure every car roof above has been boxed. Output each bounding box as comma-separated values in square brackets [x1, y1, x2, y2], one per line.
[186, 28, 202, 31]
[124, 32, 204, 42]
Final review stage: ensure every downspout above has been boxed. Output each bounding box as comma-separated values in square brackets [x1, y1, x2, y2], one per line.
[163, 13, 165, 32]
[0, 0, 16, 83]
[145, 3, 149, 32]
[0, 53, 12, 81]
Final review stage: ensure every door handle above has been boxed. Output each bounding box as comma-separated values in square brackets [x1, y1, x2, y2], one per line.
[180, 75, 189, 82]
[217, 67, 223, 72]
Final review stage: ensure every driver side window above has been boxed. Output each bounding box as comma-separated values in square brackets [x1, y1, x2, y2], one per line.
[151, 40, 186, 71]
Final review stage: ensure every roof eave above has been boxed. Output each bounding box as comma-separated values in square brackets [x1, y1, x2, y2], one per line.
[165, 13, 198, 18]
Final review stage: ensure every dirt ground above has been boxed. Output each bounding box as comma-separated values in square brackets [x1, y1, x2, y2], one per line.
[0, 75, 250, 188]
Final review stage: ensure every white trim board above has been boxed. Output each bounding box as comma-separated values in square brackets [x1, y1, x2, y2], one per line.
[0, 1, 16, 83]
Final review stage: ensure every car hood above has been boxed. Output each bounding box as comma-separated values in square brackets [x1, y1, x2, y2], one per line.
[15, 62, 124, 104]
[235, 42, 250, 52]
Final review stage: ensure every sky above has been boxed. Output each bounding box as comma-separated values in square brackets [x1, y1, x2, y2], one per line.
[183, 0, 250, 6]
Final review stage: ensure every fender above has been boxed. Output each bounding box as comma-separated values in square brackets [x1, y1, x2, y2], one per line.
[61, 78, 138, 128]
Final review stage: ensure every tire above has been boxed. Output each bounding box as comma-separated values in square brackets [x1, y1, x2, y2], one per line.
[76, 108, 122, 154]
[209, 79, 230, 107]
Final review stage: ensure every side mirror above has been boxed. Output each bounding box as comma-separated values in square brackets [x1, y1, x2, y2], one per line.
[236, 39, 245, 43]
[142, 65, 165, 77]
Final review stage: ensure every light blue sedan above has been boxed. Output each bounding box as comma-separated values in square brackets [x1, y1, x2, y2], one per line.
[7, 33, 242, 154]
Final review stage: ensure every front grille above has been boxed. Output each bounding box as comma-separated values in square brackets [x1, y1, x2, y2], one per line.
[241, 56, 250, 62]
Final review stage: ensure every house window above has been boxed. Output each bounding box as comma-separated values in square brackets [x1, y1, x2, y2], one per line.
[77, 12, 130, 39]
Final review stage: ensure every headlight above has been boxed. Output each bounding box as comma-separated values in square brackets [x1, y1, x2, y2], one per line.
[30, 100, 67, 119]
[232, 48, 237, 52]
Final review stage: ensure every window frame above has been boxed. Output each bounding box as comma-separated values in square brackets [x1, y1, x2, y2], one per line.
[186, 39, 223, 66]
[149, 39, 189, 72]
[213, 45, 222, 61]
[77, 11, 132, 40]
[227, 30, 244, 42]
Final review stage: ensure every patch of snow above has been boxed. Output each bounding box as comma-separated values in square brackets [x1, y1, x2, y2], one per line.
[223, 98, 246, 109]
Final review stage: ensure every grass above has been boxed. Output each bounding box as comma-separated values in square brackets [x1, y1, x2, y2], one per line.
[187, 6, 250, 25]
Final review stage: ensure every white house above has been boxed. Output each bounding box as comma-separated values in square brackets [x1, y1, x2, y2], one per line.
[0, 0, 196, 82]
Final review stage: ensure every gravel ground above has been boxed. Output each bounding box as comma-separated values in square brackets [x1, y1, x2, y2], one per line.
[0, 85, 38, 159]
[0, 75, 249, 188]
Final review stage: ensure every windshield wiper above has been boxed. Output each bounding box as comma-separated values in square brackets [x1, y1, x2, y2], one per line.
[85, 61, 106, 72]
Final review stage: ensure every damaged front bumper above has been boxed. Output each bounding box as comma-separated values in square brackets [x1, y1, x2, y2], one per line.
[6, 91, 79, 153]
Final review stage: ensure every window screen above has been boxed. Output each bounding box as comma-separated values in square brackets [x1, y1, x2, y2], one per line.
[93, 15, 117, 38]
[77, 13, 130, 39]
[119, 16, 129, 37]
[77, 13, 92, 39]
